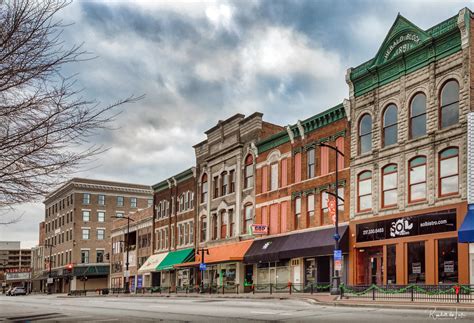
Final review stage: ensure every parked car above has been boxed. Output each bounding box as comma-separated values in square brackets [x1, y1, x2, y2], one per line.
[10, 287, 27, 296]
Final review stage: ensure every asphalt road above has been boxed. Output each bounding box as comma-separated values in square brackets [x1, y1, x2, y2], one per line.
[0, 294, 470, 322]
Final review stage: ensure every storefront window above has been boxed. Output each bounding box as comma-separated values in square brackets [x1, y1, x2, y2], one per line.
[408, 241, 425, 284]
[438, 238, 458, 284]
[386, 244, 396, 284]
[305, 258, 316, 284]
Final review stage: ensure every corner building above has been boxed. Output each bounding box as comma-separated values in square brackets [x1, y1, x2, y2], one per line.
[248, 104, 351, 287]
[346, 9, 473, 285]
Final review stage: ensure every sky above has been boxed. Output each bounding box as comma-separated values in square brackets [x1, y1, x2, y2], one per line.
[1, 0, 471, 248]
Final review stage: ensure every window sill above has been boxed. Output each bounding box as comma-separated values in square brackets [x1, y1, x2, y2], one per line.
[437, 193, 461, 201]
[380, 205, 397, 211]
[407, 199, 427, 206]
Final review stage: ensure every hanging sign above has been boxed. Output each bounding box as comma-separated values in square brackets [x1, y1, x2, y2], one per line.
[199, 263, 207, 271]
[334, 260, 342, 271]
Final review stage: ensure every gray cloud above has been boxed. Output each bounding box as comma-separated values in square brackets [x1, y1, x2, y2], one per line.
[2, 0, 472, 247]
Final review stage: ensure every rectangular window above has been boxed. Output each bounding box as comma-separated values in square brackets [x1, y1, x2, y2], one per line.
[294, 153, 302, 183]
[147, 198, 153, 208]
[295, 197, 301, 229]
[229, 210, 235, 237]
[184, 223, 189, 245]
[320, 147, 329, 176]
[262, 166, 268, 192]
[307, 149, 315, 178]
[82, 229, 90, 240]
[97, 229, 105, 240]
[387, 244, 396, 284]
[438, 238, 458, 284]
[407, 241, 425, 284]
[222, 173, 228, 196]
[190, 222, 194, 244]
[131, 197, 137, 208]
[321, 191, 329, 225]
[200, 217, 207, 242]
[98, 212, 105, 222]
[229, 170, 235, 193]
[82, 211, 90, 222]
[307, 194, 315, 219]
[96, 250, 104, 263]
[83, 193, 90, 205]
[281, 158, 288, 187]
[117, 196, 124, 207]
[270, 163, 279, 191]
[213, 176, 219, 198]
[81, 250, 89, 264]
[98, 194, 105, 206]
[116, 212, 124, 218]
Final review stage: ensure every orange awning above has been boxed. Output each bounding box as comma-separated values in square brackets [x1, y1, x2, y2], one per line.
[174, 240, 252, 268]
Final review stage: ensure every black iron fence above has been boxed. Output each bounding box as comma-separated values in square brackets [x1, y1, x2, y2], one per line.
[340, 284, 474, 303]
[252, 283, 331, 295]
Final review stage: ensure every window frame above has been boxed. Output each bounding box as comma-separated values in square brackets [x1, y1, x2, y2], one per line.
[244, 154, 254, 189]
[357, 171, 372, 212]
[439, 79, 460, 129]
[408, 156, 427, 203]
[201, 174, 208, 203]
[358, 114, 372, 155]
[409, 92, 427, 139]
[381, 164, 398, 209]
[243, 204, 253, 234]
[270, 162, 279, 191]
[307, 148, 315, 178]
[438, 147, 459, 197]
[382, 104, 398, 148]
[294, 197, 301, 229]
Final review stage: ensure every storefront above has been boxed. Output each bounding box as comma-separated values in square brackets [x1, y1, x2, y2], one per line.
[137, 252, 169, 288]
[458, 204, 474, 284]
[156, 248, 194, 290]
[244, 225, 349, 287]
[350, 205, 469, 285]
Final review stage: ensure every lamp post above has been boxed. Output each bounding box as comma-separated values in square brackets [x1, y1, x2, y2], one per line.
[112, 215, 135, 294]
[316, 142, 345, 295]
[197, 247, 209, 293]
[44, 243, 54, 295]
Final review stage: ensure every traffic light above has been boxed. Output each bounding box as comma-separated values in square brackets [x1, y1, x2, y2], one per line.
[65, 263, 73, 273]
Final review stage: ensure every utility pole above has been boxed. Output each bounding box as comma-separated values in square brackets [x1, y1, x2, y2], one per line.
[197, 247, 209, 293]
[112, 215, 135, 294]
[317, 142, 345, 295]
[44, 243, 54, 295]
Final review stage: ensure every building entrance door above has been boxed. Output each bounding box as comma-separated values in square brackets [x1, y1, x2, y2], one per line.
[356, 246, 383, 285]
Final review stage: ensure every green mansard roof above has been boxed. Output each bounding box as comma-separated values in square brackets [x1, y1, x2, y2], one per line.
[349, 9, 470, 97]
[257, 103, 346, 154]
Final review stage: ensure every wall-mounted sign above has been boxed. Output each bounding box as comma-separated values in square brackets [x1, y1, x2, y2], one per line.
[6, 272, 31, 281]
[5, 268, 31, 273]
[251, 224, 268, 235]
[356, 210, 456, 243]
[384, 33, 421, 62]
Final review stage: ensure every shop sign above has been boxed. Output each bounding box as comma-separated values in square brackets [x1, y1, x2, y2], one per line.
[334, 260, 342, 271]
[444, 261, 454, 273]
[47, 278, 53, 284]
[412, 262, 421, 274]
[5, 268, 31, 273]
[6, 272, 31, 281]
[251, 224, 268, 235]
[356, 210, 456, 243]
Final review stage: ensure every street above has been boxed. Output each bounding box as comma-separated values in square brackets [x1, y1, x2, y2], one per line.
[0, 294, 469, 322]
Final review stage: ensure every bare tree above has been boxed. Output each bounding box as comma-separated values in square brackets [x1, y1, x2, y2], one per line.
[0, 0, 141, 223]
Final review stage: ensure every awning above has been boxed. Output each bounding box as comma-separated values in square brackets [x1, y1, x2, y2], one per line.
[156, 248, 194, 271]
[279, 225, 349, 259]
[244, 235, 290, 264]
[459, 205, 474, 243]
[138, 252, 168, 273]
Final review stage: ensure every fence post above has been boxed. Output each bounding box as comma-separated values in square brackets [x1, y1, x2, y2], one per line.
[372, 286, 375, 301]
[222, 285, 225, 295]
[411, 286, 414, 302]
[237, 284, 239, 295]
[270, 284, 273, 295]
[252, 284, 255, 295]
[289, 283, 292, 295]
[340, 285, 344, 298]
[311, 284, 314, 295]
[209, 284, 212, 295]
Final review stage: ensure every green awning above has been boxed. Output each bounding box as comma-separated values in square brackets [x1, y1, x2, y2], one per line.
[156, 248, 194, 271]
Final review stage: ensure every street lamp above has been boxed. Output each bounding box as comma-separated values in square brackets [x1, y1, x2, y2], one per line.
[316, 142, 345, 295]
[44, 243, 55, 295]
[112, 215, 135, 294]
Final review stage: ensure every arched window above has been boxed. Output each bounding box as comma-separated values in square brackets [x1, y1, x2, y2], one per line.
[243, 204, 253, 234]
[409, 156, 427, 202]
[440, 80, 459, 129]
[244, 154, 254, 188]
[212, 213, 218, 240]
[200, 216, 207, 242]
[439, 147, 459, 196]
[358, 171, 372, 212]
[221, 171, 228, 196]
[410, 93, 426, 139]
[359, 114, 372, 154]
[383, 104, 398, 147]
[382, 164, 398, 208]
[220, 210, 227, 239]
[201, 174, 208, 203]
[294, 197, 301, 229]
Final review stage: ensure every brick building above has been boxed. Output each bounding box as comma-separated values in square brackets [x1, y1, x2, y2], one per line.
[42, 178, 152, 293]
[346, 9, 472, 285]
[110, 207, 153, 290]
[150, 167, 196, 290]
[192, 113, 283, 291]
[245, 104, 350, 287]
[0, 241, 32, 291]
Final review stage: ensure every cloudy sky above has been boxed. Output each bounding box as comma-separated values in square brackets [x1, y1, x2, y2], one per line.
[1, 0, 471, 247]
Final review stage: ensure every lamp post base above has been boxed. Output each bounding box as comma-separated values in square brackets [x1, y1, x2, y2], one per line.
[330, 276, 341, 295]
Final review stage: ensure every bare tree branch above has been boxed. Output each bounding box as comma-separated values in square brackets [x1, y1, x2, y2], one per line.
[0, 0, 143, 215]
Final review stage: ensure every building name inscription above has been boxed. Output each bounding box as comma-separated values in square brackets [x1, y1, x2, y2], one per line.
[356, 210, 456, 243]
[384, 33, 421, 61]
